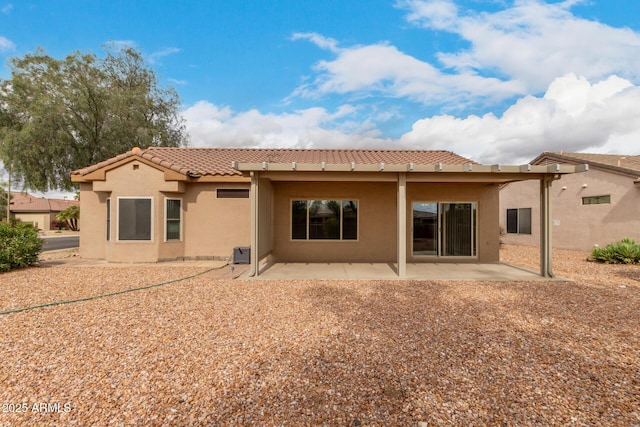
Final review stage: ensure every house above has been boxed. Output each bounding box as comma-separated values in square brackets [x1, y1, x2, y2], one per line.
[499, 152, 640, 251]
[71, 147, 586, 277]
[9, 192, 79, 231]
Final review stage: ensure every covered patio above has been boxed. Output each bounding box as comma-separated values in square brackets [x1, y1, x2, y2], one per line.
[248, 261, 564, 281]
[233, 159, 587, 279]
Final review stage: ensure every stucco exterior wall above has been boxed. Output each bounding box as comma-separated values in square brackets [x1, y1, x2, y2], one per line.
[79, 160, 251, 262]
[500, 170, 640, 250]
[258, 178, 273, 258]
[182, 183, 250, 260]
[272, 181, 398, 263]
[104, 161, 167, 262]
[13, 212, 54, 230]
[79, 182, 108, 260]
[407, 182, 501, 263]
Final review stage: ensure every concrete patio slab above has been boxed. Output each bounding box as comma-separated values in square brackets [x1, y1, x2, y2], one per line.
[248, 262, 566, 281]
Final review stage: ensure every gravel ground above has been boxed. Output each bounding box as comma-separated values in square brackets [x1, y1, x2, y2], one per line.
[1, 245, 638, 426]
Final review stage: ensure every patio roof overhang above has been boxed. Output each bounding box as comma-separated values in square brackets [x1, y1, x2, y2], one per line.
[232, 161, 589, 184]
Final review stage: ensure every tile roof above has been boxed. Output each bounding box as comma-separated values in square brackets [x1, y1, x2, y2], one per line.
[10, 192, 79, 213]
[533, 152, 640, 177]
[72, 147, 477, 177]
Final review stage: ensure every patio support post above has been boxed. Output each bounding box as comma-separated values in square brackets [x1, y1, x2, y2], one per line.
[249, 171, 259, 277]
[397, 172, 407, 277]
[540, 176, 553, 277]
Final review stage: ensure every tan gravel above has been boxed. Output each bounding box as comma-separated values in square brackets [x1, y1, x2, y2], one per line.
[1, 245, 639, 426]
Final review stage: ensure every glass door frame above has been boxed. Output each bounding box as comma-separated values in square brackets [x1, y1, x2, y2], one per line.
[411, 201, 478, 258]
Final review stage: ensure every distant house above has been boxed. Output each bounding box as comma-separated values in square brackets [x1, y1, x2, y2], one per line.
[9, 192, 79, 231]
[499, 152, 640, 251]
[71, 147, 585, 277]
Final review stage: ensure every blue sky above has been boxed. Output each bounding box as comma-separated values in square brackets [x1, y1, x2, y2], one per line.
[2, 0, 640, 193]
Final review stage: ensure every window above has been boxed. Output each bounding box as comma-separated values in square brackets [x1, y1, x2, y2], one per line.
[106, 198, 111, 241]
[291, 199, 358, 240]
[118, 198, 152, 241]
[582, 195, 610, 205]
[506, 208, 532, 234]
[165, 198, 181, 241]
[217, 189, 249, 198]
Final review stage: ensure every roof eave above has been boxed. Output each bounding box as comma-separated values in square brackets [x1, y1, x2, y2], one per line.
[535, 152, 639, 177]
[233, 162, 587, 175]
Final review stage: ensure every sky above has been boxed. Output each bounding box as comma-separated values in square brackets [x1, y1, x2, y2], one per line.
[2, 0, 640, 198]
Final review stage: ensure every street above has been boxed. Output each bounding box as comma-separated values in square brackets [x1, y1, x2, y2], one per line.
[41, 235, 80, 252]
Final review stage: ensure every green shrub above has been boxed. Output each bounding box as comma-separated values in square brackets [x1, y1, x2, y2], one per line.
[591, 237, 640, 264]
[0, 223, 44, 272]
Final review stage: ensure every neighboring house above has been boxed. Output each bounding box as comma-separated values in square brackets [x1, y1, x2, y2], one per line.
[9, 192, 79, 231]
[71, 147, 585, 277]
[500, 152, 640, 251]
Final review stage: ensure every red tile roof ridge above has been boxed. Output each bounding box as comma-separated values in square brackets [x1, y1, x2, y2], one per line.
[72, 146, 477, 178]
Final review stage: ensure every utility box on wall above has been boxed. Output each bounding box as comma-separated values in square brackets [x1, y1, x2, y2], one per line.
[233, 247, 251, 264]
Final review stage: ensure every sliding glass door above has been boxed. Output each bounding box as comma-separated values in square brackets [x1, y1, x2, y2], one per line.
[412, 202, 477, 257]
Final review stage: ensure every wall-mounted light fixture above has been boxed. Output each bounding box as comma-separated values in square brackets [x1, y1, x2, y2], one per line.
[582, 183, 588, 188]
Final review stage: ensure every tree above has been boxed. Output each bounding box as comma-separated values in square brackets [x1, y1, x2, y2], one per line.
[0, 46, 188, 192]
[56, 204, 79, 231]
[0, 187, 10, 222]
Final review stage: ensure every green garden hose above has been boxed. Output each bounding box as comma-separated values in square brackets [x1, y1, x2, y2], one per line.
[0, 259, 232, 316]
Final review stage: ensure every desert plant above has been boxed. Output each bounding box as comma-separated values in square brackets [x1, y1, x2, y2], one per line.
[591, 237, 640, 264]
[0, 222, 43, 272]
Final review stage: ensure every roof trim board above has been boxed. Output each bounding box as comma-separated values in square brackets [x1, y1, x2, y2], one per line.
[234, 161, 587, 176]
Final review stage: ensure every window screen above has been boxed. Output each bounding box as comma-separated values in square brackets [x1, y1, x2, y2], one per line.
[166, 199, 181, 241]
[118, 198, 152, 240]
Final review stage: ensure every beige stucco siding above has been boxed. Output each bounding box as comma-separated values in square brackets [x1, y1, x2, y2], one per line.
[182, 183, 250, 260]
[78, 182, 108, 260]
[258, 178, 273, 258]
[500, 170, 640, 250]
[13, 212, 54, 230]
[104, 162, 167, 262]
[79, 161, 251, 262]
[272, 181, 397, 263]
[407, 183, 500, 263]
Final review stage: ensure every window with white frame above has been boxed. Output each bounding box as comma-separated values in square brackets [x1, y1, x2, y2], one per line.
[291, 199, 358, 240]
[506, 208, 532, 234]
[118, 197, 152, 241]
[165, 198, 182, 241]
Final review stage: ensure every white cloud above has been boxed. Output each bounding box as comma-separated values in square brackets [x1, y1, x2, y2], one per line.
[400, 0, 640, 92]
[168, 78, 187, 86]
[182, 101, 392, 150]
[148, 47, 181, 65]
[291, 32, 340, 53]
[291, 38, 525, 107]
[399, 74, 640, 163]
[181, 2, 640, 165]
[291, 1, 640, 110]
[0, 35, 15, 52]
[183, 74, 640, 164]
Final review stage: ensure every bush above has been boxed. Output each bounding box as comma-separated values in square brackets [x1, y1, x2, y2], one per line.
[591, 237, 640, 264]
[0, 223, 44, 272]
